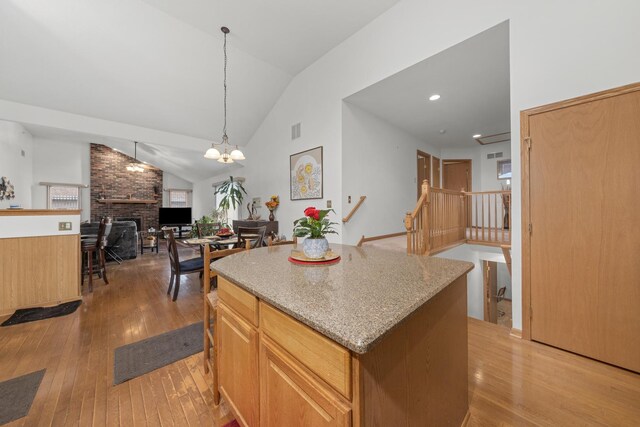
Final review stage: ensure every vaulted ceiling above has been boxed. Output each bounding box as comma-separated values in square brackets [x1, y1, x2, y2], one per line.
[0, 0, 401, 181]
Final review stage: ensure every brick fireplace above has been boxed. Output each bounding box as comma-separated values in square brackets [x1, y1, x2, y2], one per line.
[90, 144, 163, 230]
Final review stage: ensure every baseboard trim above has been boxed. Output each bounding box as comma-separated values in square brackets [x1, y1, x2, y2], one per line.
[510, 328, 523, 339]
[461, 409, 471, 426]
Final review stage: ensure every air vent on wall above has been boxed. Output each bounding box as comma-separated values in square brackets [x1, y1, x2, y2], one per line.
[487, 152, 503, 159]
[291, 122, 301, 140]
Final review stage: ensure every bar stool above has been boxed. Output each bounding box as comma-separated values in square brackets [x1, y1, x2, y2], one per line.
[81, 219, 109, 292]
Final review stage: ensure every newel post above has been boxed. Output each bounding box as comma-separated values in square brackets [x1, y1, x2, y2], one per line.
[405, 212, 412, 254]
[422, 180, 430, 255]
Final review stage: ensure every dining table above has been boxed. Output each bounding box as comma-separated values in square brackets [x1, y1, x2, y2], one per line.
[180, 234, 261, 250]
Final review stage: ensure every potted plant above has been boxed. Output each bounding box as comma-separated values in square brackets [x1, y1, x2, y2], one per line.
[215, 176, 247, 224]
[293, 207, 338, 259]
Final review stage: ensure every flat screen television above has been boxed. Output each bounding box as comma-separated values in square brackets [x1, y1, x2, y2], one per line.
[159, 207, 192, 226]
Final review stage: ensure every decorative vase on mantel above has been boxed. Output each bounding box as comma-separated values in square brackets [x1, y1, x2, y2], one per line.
[302, 237, 329, 259]
[268, 209, 275, 222]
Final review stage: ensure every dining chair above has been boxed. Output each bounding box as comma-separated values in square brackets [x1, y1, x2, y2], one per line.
[196, 222, 221, 238]
[203, 240, 250, 405]
[164, 228, 204, 301]
[235, 226, 267, 249]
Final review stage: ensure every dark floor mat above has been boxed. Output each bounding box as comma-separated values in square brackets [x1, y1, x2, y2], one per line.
[0, 369, 46, 424]
[113, 322, 204, 385]
[1, 300, 82, 327]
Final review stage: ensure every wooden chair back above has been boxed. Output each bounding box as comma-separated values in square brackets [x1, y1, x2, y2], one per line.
[237, 226, 267, 248]
[196, 222, 221, 238]
[163, 228, 181, 274]
[94, 219, 107, 251]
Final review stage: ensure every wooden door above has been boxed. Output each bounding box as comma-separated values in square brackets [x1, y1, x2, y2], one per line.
[260, 336, 351, 427]
[442, 160, 471, 191]
[218, 303, 259, 427]
[417, 150, 431, 199]
[483, 261, 498, 324]
[432, 156, 441, 188]
[524, 84, 640, 373]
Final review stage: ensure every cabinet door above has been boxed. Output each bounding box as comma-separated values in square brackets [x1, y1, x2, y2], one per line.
[218, 303, 259, 427]
[260, 336, 351, 427]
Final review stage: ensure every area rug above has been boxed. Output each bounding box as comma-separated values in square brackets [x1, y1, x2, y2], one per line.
[0, 369, 46, 424]
[114, 322, 204, 385]
[1, 300, 82, 327]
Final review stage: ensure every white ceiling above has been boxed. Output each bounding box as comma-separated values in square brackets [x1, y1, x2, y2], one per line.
[0, 0, 401, 182]
[139, 0, 401, 75]
[22, 123, 242, 182]
[344, 22, 510, 149]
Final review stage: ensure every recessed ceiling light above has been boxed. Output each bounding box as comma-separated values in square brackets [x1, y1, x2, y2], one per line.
[473, 134, 482, 139]
[429, 94, 441, 101]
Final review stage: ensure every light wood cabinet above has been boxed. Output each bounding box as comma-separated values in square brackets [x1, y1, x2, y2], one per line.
[216, 275, 468, 426]
[260, 336, 351, 427]
[217, 302, 259, 427]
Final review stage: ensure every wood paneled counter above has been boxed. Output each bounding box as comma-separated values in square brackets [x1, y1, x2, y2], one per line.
[0, 210, 81, 316]
[212, 244, 473, 426]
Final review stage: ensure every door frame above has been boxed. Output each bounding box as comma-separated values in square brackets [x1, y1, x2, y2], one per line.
[520, 81, 640, 341]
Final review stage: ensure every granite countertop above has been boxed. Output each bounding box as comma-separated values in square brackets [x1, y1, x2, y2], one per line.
[212, 244, 473, 354]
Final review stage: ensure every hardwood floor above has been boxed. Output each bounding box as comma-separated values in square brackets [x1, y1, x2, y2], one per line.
[0, 246, 232, 427]
[0, 248, 638, 426]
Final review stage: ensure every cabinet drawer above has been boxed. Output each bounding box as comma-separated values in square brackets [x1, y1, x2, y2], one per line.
[218, 277, 259, 326]
[260, 336, 351, 427]
[260, 302, 351, 399]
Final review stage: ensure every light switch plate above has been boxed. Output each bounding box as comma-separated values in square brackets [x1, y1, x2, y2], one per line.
[327, 200, 332, 208]
[58, 222, 72, 231]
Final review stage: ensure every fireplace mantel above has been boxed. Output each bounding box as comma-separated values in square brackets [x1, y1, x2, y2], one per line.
[96, 199, 158, 205]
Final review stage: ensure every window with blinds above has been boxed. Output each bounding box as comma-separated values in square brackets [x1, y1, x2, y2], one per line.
[169, 190, 190, 207]
[48, 185, 81, 210]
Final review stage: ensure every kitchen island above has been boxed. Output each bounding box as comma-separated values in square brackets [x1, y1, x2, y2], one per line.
[212, 244, 473, 426]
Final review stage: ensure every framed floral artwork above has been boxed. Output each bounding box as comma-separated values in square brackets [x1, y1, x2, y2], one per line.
[290, 146, 323, 200]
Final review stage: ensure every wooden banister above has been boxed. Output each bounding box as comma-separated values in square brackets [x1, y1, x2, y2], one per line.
[405, 181, 511, 255]
[501, 245, 512, 276]
[342, 196, 366, 223]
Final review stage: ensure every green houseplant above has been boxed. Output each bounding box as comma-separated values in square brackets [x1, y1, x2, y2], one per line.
[215, 176, 247, 224]
[293, 207, 338, 259]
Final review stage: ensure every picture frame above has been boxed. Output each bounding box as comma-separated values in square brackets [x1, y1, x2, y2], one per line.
[497, 159, 512, 180]
[290, 146, 323, 200]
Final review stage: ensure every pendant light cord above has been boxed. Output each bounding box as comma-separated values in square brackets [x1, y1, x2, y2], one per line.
[223, 31, 228, 139]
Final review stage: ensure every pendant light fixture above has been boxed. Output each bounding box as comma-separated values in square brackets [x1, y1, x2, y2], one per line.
[126, 141, 145, 172]
[204, 26, 245, 163]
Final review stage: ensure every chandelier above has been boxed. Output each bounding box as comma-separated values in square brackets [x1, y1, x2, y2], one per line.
[204, 26, 245, 163]
[126, 141, 145, 172]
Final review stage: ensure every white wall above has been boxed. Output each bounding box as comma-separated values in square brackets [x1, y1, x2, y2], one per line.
[31, 137, 91, 221]
[162, 172, 193, 207]
[0, 121, 33, 208]
[342, 103, 441, 244]
[237, 0, 640, 331]
[479, 141, 511, 191]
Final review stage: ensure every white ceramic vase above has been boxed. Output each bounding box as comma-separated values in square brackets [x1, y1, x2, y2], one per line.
[302, 237, 329, 259]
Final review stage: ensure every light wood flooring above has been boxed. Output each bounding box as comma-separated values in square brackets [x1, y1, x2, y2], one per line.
[1, 248, 639, 426]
